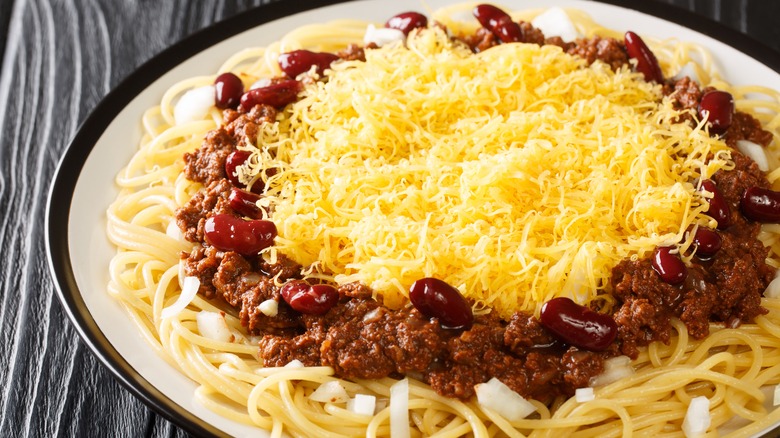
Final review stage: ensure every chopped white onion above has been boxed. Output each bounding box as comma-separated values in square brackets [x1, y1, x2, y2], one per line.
[166, 220, 183, 240]
[682, 396, 711, 437]
[161, 276, 200, 319]
[531, 7, 580, 43]
[672, 62, 701, 84]
[250, 78, 272, 90]
[774, 385, 780, 406]
[196, 311, 232, 343]
[347, 394, 376, 416]
[390, 379, 410, 438]
[309, 381, 350, 404]
[765, 272, 780, 298]
[589, 355, 634, 387]
[284, 359, 305, 369]
[475, 378, 536, 421]
[173, 85, 215, 125]
[258, 299, 279, 317]
[575, 387, 595, 402]
[364, 24, 405, 47]
[736, 139, 769, 171]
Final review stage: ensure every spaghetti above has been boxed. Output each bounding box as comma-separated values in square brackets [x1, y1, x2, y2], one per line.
[107, 3, 780, 437]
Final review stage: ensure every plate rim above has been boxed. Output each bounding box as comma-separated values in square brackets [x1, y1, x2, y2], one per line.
[44, 0, 780, 436]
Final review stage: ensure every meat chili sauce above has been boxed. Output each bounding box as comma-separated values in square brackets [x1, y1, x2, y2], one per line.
[174, 6, 777, 404]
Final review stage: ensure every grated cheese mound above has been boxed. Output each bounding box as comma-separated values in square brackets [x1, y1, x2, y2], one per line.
[242, 28, 731, 317]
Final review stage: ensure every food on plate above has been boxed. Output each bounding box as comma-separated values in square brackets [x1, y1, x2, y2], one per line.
[107, 3, 780, 436]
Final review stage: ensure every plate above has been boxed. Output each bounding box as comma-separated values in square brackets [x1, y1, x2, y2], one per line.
[45, 0, 780, 436]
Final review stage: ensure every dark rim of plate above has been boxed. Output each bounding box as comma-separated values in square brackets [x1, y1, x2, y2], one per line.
[44, 0, 780, 437]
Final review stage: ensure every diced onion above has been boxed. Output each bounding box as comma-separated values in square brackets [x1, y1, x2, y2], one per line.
[575, 387, 595, 402]
[672, 62, 701, 84]
[161, 276, 200, 319]
[364, 24, 405, 47]
[589, 355, 634, 387]
[736, 139, 769, 171]
[173, 85, 215, 125]
[390, 379, 410, 438]
[531, 7, 580, 43]
[682, 396, 711, 437]
[258, 299, 279, 317]
[250, 78, 272, 90]
[309, 381, 350, 403]
[196, 311, 232, 343]
[166, 220, 183, 240]
[347, 394, 376, 416]
[765, 272, 780, 298]
[284, 359, 305, 368]
[475, 378, 536, 421]
[774, 384, 780, 406]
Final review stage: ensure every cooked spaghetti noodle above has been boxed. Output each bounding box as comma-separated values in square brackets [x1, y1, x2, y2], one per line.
[107, 4, 780, 437]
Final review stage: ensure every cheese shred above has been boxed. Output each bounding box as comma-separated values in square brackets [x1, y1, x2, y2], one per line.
[242, 28, 731, 317]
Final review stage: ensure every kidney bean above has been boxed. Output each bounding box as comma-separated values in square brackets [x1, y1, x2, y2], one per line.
[699, 179, 731, 229]
[225, 150, 251, 187]
[385, 11, 428, 35]
[239, 79, 301, 112]
[473, 4, 522, 43]
[229, 188, 265, 219]
[278, 50, 340, 78]
[204, 214, 276, 255]
[741, 186, 780, 223]
[651, 246, 687, 284]
[691, 227, 721, 258]
[214, 72, 244, 109]
[280, 280, 339, 315]
[692, 227, 722, 258]
[539, 297, 617, 351]
[623, 31, 663, 83]
[698, 90, 734, 135]
[409, 278, 473, 329]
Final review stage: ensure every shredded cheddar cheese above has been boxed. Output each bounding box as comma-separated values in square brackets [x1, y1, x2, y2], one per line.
[241, 28, 732, 318]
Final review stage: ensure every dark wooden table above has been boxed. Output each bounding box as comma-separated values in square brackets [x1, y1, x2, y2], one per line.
[2, 0, 779, 436]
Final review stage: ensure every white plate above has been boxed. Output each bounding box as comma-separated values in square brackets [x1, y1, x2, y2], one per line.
[45, 0, 780, 436]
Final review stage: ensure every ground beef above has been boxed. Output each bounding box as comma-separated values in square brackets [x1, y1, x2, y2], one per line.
[224, 104, 277, 147]
[183, 128, 234, 185]
[175, 179, 233, 242]
[724, 111, 774, 147]
[337, 43, 377, 61]
[565, 36, 628, 71]
[181, 245, 222, 299]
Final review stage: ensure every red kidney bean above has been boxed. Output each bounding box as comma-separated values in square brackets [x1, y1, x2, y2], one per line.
[385, 11, 428, 35]
[699, 179, 731, 229]
[229, 188, 265, 219]
[473, 4, 522, 43]
[203, 214, 276, 255]
[623, 31, 663, 83]
[214, 72, 244, 109]
[539, 297, 617, 351]
[280, 280, 339, 315]
[239, 79, 301, 112]
[224, 151, 267, 194]
[409, 278, 473, 329]
[741, 186, 780, 223]
[651, 246, 687, 284]
[225, 150, 251, 187]
[692, 227, 721, 258]
[278, 50, 340, 78]
[698, 90, 734, 135]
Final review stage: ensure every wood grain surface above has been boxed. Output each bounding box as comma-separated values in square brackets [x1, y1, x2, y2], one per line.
[1, 1, 778, 437]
